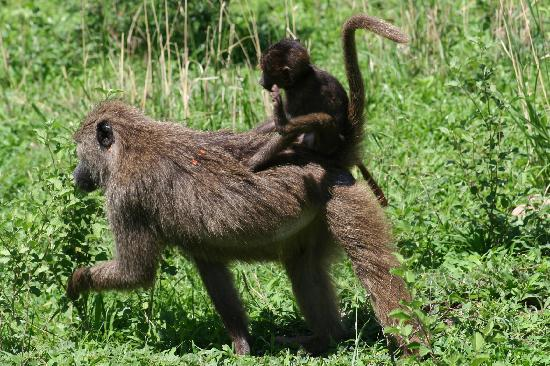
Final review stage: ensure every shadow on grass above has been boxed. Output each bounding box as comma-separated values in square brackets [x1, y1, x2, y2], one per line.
[148, 302, 385, 356]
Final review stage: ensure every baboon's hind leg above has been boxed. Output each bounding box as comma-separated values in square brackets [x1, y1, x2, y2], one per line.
[195, 259, 251, 355]
[327, 183, 412, 337]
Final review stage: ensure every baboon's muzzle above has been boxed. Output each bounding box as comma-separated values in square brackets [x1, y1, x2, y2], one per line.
[73, 163, 98, 192]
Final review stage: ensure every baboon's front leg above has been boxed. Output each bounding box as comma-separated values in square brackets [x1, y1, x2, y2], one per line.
[67, 228, 160, 300]
[194, 259, 251, 355]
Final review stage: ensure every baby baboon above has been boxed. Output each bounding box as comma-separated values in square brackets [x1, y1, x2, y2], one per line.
[248, 15, 409, 207]
[67, 100, 413, 355]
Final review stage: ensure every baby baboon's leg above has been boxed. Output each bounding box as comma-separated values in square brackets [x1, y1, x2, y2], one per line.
[252, 119, 276, 133]
[245, 113, 335, 171]
[280, 113, 337, 135]
[194, 259, 251, 355]
[327, 183, 411, 331]
[281, 242, 345, 354]
[67, 228, 159, 299]
[246, 133, 296, 171]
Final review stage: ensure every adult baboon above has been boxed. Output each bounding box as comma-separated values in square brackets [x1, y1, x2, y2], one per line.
[67, 100, 412, 355]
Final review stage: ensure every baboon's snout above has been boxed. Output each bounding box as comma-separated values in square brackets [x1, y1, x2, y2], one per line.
[73, 163, 98, 193]
[258, 75, 273, 91]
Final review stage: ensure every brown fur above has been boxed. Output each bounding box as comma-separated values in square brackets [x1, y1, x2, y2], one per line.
[249, 15, 409, 207]
[67, 100, 413, 355]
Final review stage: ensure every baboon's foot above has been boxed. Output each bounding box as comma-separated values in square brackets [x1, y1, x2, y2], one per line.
[233, 337, 251, 355]
[275, 334, 331, 355]
[66, 267, 92, 300]
[395, 333, 424, 357]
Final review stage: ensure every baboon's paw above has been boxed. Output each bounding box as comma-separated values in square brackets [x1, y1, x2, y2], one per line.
[233, 337, 251, 355]
[275, 335, 330, 355]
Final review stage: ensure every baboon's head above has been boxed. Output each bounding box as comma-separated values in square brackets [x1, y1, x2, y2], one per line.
[259, 39, 311, 90]
[72, 101, 146, 192]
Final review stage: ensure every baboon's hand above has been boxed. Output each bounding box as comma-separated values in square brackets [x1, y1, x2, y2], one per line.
[270, 85, 288, 132]
[66, 267, 92, 300]
[270, 84, 281, 102]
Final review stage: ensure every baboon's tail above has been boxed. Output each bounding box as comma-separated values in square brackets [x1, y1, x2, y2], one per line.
[326, 182, 409, 330]
[357, 163, 388, 207]
[341, 14, 408, 164]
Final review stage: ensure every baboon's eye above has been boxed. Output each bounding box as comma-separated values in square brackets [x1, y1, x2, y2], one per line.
[96, 120, 114, 148]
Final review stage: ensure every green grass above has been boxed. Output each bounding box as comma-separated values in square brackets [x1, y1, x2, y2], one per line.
[0, 0, 548, 365]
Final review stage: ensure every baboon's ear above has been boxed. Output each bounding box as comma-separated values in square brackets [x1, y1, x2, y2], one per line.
[97, 120, 114, 148]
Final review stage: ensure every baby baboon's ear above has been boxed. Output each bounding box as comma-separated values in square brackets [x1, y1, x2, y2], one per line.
[97, 120, 114, 148]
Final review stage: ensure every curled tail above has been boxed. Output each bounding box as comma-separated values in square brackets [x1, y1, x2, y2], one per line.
[341, 14, 408, 161]
[341, 14, 408, 207]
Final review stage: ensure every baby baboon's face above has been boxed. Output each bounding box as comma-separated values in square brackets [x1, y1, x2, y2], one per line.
[259, 39, 311, 90]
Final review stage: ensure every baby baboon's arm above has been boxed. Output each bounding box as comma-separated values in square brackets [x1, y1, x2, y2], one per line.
[271, 85, 338, 135]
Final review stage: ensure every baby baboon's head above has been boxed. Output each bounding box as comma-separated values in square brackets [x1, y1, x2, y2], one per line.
[259, 38, 311, 90]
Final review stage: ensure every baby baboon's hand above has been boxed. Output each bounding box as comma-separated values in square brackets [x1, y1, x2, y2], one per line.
[66, 267, 92, 300]
[270, 85, 288, 133]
